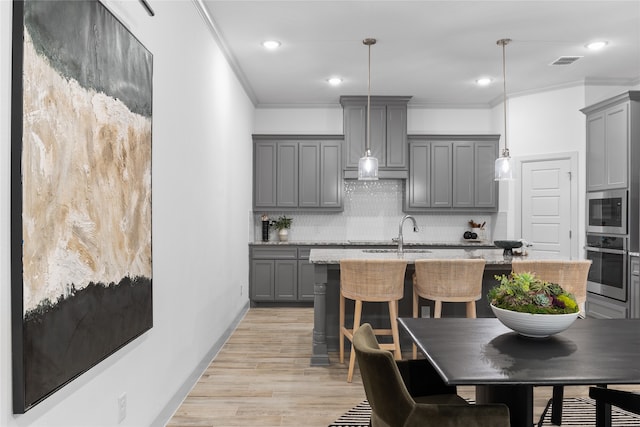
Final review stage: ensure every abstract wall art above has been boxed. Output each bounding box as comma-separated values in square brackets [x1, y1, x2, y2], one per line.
[11, 0, 153, 413]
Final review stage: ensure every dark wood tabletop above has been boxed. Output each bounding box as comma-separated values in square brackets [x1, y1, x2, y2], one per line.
[398, 317, 640, 427]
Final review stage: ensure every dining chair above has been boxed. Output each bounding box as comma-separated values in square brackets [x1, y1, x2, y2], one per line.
[512, 259, 592, 426]
[353, 323, 511, 427]
[412, 259, 486, 358]
[589, 387, 640, 427]
[339, 259, 407, 383]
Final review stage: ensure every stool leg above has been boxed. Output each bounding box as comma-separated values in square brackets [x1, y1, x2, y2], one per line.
[412, 290, 419, 359]
[339, 293, 345, 364]
[466, 301, 477, 318]
[389, 300, 402, 360]
[347, 300, 362, 383]
[434, 301, 442, 318]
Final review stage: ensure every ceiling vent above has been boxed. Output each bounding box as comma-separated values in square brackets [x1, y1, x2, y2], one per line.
[550, 56, 583, 66]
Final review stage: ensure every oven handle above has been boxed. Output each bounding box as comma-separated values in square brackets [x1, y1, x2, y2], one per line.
[585, 246, 627, 255]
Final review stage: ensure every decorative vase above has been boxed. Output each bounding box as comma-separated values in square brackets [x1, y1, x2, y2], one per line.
[278, 229, 289, 242]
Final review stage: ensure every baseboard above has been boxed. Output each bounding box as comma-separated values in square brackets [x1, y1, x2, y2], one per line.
[150, 301, 250, 427]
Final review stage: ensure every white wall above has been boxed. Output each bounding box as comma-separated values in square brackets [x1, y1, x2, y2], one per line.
[1, 1, 253, 425]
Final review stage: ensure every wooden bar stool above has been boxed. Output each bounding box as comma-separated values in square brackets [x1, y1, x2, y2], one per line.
[339, 259, 408, 383]
[511, 259, 592, 426]
[412, 259, 486, 358]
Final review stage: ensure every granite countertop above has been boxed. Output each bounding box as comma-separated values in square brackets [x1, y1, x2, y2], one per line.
[308, 247, 563, 265]
[250, 240, 496, 248]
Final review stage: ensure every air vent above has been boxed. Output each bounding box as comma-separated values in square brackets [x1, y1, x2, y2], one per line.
[550, 56, 583, 66]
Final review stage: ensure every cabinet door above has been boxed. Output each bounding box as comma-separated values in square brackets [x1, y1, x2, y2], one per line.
[344, 104, 366, 168]
[605, 103, 629, 189]
[298, 259, 315, 301]
[275, 260, 297, 301]
[386, 104, 407, 168]
[430, 142, 452, 208]
[277, 142, 298, 207]
[474, 142, 498, 209]
[254, 142, 277, 208]
[452, 142, 474, 208]
[320, 142, 342, 208]
[251, 260, 274, 301]
[408, 141, 430, 208]
[586, 112, 606, 191]
[299, 142, 320, 207]
[369, 104, 387, 166]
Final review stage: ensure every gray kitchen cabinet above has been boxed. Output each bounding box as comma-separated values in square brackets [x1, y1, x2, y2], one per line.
[586, 291, 628, 319]
[405, 135, 499, 212]
[630, 255, 639, 319]
[340, 96, 411, 177]
[250, 247, 298, 302]
[253, 135, 343, 211]
[582, 91, 640, 192]
[297, 248, 316, 301]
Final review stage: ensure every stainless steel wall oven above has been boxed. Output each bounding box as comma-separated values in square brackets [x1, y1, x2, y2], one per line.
[586, 234, 628, 301]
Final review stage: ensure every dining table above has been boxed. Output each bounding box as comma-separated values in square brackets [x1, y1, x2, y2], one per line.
[398, 317, 640, 427]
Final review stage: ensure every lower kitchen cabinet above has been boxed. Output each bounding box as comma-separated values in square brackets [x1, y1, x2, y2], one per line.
[630, 255, 640, 319]
[586, 292, 628, 319]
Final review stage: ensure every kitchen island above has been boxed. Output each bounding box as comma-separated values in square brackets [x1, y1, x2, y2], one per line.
[308, 247, 559, 366]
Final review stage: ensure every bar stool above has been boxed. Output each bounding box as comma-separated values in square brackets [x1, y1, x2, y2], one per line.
[340, 259, 408, 383]
[511, 259, 592, 426]
[511, 260, 592, 314]
[412, 259, 486, 358]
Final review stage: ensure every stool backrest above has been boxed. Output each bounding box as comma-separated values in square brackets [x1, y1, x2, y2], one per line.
[511, 260, 592, 305]
[414, 259, 486, 301]
[340, 259, 408, 302]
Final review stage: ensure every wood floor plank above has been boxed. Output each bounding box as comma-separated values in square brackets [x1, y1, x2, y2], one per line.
[167, 307, 636, 426]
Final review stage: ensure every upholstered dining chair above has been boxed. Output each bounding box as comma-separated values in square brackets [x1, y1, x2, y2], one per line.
[512, 259, 592, 426]
[589, 387, 640, 427]
[353, 323, 510, 427]
[412, 259, 486, 358]
[340, 259, 407, 382]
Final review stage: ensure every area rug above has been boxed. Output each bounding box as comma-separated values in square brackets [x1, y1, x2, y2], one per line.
[329, 397, 640, 427]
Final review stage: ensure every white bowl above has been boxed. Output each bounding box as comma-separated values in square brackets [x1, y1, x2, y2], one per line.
[491, 305, 579, 338]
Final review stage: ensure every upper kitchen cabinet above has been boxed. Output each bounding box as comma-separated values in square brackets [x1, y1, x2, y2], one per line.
[340, 96, 411, 178]
[253, 135, 343, 211]
[405, 135, 499, 212]
[582, 91, 640, 192]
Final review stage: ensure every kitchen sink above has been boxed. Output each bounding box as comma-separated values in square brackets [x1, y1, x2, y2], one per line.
[362, 249, 431, 254]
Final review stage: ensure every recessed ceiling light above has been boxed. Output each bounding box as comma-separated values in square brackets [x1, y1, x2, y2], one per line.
[327, 77, 342, 86]
[586, 41, 608, 50]
[476, 77, 492, 86]
[262, 40, 281, 50]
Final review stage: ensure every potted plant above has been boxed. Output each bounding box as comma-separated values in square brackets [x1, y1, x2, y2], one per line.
[488, 272, 579, 338]
[271, 215, 292, 242]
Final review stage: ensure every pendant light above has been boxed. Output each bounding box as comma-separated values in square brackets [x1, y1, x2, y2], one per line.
[495, 38, 513, 181]
[358, 38, 379, 181]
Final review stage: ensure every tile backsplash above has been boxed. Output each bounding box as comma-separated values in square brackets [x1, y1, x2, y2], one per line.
[254, 180, 497, 243]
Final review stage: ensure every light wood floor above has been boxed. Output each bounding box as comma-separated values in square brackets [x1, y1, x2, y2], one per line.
[167, 307, 633, 426]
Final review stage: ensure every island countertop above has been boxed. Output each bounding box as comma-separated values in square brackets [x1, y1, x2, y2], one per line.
[308, 247, 550, 265]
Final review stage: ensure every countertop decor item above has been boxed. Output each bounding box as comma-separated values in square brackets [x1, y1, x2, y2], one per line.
[494, 240, 522, 256]
[271, 215, 292, 241]
[488, 271, 579, 337]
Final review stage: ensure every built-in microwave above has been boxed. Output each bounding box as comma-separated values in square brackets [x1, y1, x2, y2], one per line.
[587, 189, 627, 235]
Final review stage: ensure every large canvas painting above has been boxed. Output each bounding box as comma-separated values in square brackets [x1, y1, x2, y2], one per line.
[11, 0, 153, 413]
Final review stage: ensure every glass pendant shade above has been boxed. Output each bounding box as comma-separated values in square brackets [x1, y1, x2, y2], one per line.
[494, 149, 513, 180]
[358, 150, 379, 180]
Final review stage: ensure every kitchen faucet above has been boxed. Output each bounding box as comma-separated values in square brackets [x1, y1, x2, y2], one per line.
[393, 215, 419, 254]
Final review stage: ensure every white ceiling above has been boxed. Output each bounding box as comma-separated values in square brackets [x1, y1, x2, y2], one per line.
[199, 1, 640, 107]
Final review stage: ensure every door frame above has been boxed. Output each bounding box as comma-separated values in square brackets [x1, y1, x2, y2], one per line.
[515, 152, 580, 259]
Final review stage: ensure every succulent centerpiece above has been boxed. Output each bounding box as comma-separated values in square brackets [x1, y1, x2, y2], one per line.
[488, 272, 579, 338]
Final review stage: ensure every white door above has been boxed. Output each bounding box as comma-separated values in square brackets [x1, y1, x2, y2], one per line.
[521, 159, 573, 257]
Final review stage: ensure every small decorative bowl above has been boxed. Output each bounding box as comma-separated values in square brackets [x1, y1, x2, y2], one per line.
[494, 240, 523, 256]
[491, 305, 579, 338]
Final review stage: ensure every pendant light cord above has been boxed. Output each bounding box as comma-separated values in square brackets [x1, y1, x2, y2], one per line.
[498, 38, 511, 156]
[364, 38, 376, 154]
